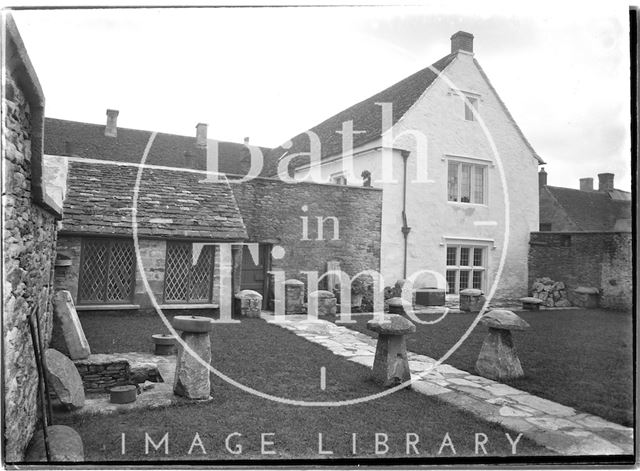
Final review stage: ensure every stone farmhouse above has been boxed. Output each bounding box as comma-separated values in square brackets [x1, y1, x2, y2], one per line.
[271, 31, 545, 301]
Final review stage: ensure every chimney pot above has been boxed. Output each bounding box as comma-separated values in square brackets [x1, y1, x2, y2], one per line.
[105, 109, 119, 137]
[538, 167, 547, 187]
[451, 31, 474, 54]
[64, 140, 75, 156]
[579, 177, 594, 191]
[196, 123, 208, 147]
[243, 137, 250, 145]
[598, 173, 614, 192]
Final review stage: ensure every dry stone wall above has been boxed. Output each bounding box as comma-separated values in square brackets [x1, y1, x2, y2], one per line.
[3, 59, 59, 460]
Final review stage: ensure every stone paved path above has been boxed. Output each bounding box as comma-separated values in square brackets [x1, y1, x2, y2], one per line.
[262, 313, 633, 456]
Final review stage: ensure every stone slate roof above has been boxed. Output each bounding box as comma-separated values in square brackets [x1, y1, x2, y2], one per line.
[267, 52, 543, 175]
[60, 160, 248, 240]
[44, 117, 274, 177]
[543, 185, 632, 232]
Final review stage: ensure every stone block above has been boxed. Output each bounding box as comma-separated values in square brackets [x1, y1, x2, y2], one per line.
[284, 279, 305, 315]
[235, 289, 263, 318]
[53, 290, 91, 360]
[173, 331, 211, 400]
[308, 290, 336, 317]
[459, 289, 486, 312]
[570, 287, 599, 308]
[25, 425, 84, 462]
[44, 348, 85, 409]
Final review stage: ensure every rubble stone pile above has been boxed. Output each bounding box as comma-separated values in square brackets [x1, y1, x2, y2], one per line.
[531, 277, 572, 307]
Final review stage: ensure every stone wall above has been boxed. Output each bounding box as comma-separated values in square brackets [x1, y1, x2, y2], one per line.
[3, 20, 61, 462]
[230, 178, 383, 282]
[528, 232, 632, 310]
[73, 356, 130, 393]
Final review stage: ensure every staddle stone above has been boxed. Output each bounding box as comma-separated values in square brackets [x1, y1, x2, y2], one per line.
[480, 309, 530, 331]
[53, 290, 91, 360]
[520, 296, 544, 310]
[235, 290, 263, 318]
[44, 348, 85, 409]
[368, 315, 415, 387]
[172, 315, 212, 333]
[368, 314, 416, 335]
[476, 310, 529, 380]
[25, 425, 84, 462]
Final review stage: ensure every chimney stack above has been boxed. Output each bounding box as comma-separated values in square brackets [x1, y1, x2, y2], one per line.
[243, 137, 250, 145]
[598, 173, 614, 192]
[451, 31, 474, 54]
[105, 109, 119, 137]
[579, 177, 594, 191]
[538, 167, 547, 187]
[196, 123, 208, 147]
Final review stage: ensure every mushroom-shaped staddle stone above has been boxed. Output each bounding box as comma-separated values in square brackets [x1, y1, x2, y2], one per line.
[460, 288, 483, 296]
[172, 315, 213, 333]
[520, 297, 544, 310]
[476, 310, 529, 381]
[367, 315, 416, 387]
[480, 309, 530, 331]
[367, 314, 416, 335]
[172, 315, 212, 400]
[235, 290, 263, 318]
[308, 290, 337, 317]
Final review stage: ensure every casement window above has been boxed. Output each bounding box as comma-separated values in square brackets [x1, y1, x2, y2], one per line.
[448, 160, 487, 204]
[464, 95, 479, 121]
[164, 242, 215, 303]
[78, 238, 136, 304]
[330, 171, 348, 185]
[446, 245, 486, 294]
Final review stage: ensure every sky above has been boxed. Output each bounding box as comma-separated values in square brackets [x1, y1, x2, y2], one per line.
[9, 1, 633, 190]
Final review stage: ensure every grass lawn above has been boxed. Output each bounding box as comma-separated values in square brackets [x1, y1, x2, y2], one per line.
[339, 309, 633, 426]
[54, 311, 556, 462]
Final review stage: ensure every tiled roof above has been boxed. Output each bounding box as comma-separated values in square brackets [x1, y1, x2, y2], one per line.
[266, 53, 457, 174]
[544, 185, 632, 232]
[60, 160, 248, 240]
[43, 117, 274, 177]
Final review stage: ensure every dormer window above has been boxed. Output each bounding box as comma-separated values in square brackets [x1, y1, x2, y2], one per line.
[464, 96, 478, 121]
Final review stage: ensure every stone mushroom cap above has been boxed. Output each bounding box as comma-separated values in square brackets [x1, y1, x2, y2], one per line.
[460, 288, 483, 296]
[172, 315, 213, 333]
[387, 297, 406, 307]
[520, 296, 544, 304]
[480, 310, 530, 331]
[367, 314, 416, 335]
[284, 279, 304, 286]
[235, 289, 262, 299]
[308, 290, 335, 299]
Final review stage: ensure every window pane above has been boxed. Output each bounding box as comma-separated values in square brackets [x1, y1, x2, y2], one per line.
[460, 164, 471, 202]
[472, 271, 483, 290]
[448, 162, 458, 201]
[446, 247, 457, 266]
[446, 270, 456, 294]
[459, 270, 470, 290]
[473, 166, 485, 204]
[473, 248, 483, 267]
[460, 247, 470, 266]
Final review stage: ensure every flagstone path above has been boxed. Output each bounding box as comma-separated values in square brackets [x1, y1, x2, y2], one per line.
[262, 313, 633, 456]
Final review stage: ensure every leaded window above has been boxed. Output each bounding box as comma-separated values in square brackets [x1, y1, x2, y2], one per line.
[448, 161, 487, 204]
[78, 238, 135, 304]
[164, 242, 215, 303]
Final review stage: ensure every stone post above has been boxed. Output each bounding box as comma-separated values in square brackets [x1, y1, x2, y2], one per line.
[308, 290, 336, 318]
[231, 245, 244, 315]
[235, 290, 263, 318]
[460, 288, 485, 312]
[172, 315, 212, 400]
[367, 315, 416, 387]
[284, 279, 305, 315]
[475, 309, 530, 380]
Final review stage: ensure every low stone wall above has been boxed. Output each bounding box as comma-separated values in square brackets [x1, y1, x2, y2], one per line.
[73, 355, 130, 393]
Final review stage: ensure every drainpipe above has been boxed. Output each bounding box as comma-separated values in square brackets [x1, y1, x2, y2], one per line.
[400, 150, 411, 279]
